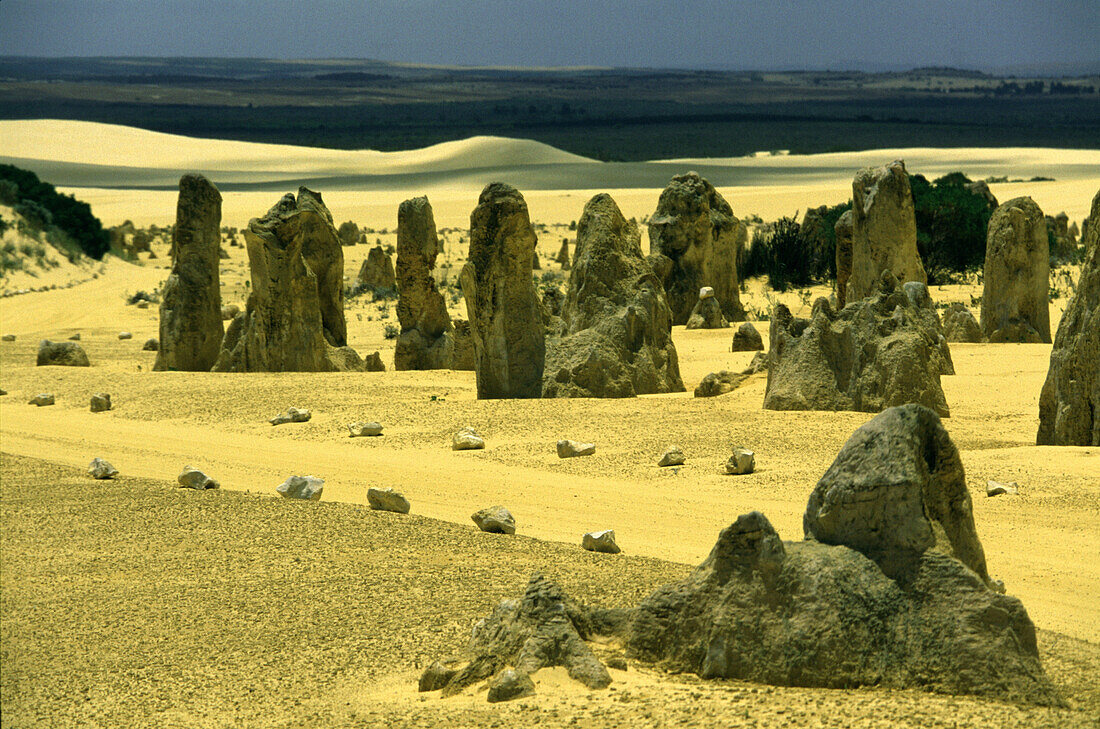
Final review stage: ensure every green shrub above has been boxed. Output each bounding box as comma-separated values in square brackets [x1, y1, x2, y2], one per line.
[0, 164, 110, 259]
[910, 172, 994, 284]
[743, 217, 814, 292]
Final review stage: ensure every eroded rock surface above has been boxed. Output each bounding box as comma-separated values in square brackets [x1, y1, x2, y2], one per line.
[942, 303, 982, 343]
[357, 246, 396, 292]
[847, 161, 926, 302]
[395, 197, 454, 370]
[981, 197, 1051, 343]
[37, 340, 89, 367]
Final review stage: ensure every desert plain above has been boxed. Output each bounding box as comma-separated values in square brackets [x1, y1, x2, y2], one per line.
[1, 121, 1099, 727]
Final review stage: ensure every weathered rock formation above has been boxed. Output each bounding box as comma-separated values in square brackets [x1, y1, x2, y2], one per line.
[461, 183, 545, 398]
[685, 287, 728, 329]
[847, 161, 926, 302]
[942, 303, 982, 343]
[1046, 212, 1076, 260]
[694, 371, 748, 398]
[627, 405, 1060, 705]
[1037, 190, 1099, 446]
[451, 319, 476, 370]
[647, 173, 744, 324]
[357, 245, 396, 292]
[981, 197, 1050, 343]
[557, 238, 571, 269]
[155, 174, 224, 372]
[214, 188, 361, 372]
[764, 272, 952, 417]
[37, 340, 89, 367]
[834, 210, 853, 308]
[543, 194, 684, 398]
[395, 197, 454, 370]
[731, 322, 763, 351]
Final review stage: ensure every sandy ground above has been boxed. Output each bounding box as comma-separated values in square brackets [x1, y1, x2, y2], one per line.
[1, 123, 1099, 726]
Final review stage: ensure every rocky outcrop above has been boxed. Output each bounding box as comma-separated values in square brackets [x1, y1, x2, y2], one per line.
[155, 174, 224, 372]
[626, 405, 1060, 706]
[357, 246, 396, 292]
[764, 272, 952, 417]
[942, 303, 982, 343]
[647, 173, 744, 324]
[1037, 190, 1099, 446]
[37, 340, 89, 367]
[730, 322, 763, 351]
[213, 188, 362, 372]
[685, 287, 729, 329]
[834, 210, 853, 309]
[543, 194, 684, 398]
[451, 319, 476, 370]
[981, 197, 1051, 343]
[395, 197, 454, 370]
[847, 161, 926, 302]
[461, 183, 545, 398]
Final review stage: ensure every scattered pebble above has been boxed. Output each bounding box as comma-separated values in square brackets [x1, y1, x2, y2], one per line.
[557, 439, 595, 458]
[270, 407, 311, 426]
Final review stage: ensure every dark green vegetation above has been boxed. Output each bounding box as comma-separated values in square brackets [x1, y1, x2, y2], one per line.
[1, 58, 1097, 161]
[744, 203, 851, 291]
[0, 164, 109, 259]
[911, 172, 996, 283]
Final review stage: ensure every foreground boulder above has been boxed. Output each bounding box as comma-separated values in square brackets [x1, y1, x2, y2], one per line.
[395, 197, 454, 370]
[37, 340, 90, 367]
[543, 194, 684, 398]
[357, 246, 396, 292]
[214, 188, 361, 372]
[847, 161, 926, 302]
[764, 272, 952, 417]
[647, 173, 745, 324]
[461, 183, 545, 398]
[423, 574, 611, 699]
[154, 174, 224, 372]
[627, 405, 1060, 706]
[1037, 190, 1099, 446]
[981, 197, 1051, 343]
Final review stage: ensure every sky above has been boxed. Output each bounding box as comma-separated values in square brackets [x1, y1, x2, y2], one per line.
[1, 0, 1098, 73]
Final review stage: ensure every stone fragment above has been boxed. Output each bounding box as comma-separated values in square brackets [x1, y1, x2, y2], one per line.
[685, 287, 729, 330]
[725, 447, 755, 475]
[269, 407, 311, 426]
[418, 662, 457, 692]
[1, 334, 14, 341]
[658, 447, 685, 467]
[89, 393, 112, 412]
[986, 480, 1019, 497]
[582, 530, 621, 554]
[730, 322, 764, 351]
[694, 371, 747, 398]
[347, 421, 383, 437]
[452, 427, 486, 450]
[37, 340, 90, 367]
[368, 487, 411, 514]
[981, 197, 1051, 343]
[178, 466, 219, 490]
[557, 440, 595, 458]
[142, 337, 159, 351]
[472, 506, 515, 534]
[68, 333, 81, 340]
[118, 332, 132, 340]
[88, 457, 118, 480]
[29, 393, 55, 406]
[487, 669, 536, 703]
[277, 475, 324, 500]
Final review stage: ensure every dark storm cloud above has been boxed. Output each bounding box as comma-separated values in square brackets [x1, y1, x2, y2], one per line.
[1, 0, 1097, 72]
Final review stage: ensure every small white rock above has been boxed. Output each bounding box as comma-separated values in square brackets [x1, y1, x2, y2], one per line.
[276, 475, 324, 500]
[88, 457, 118, 480]
[118, 331, 133, 340]
[452, 427, 485, 450]
[557, 439, 595, 458]
[582, 529, 621, 554]
[368, 486, 410, 514]
[178, 465, 219, 490]
[725, 447, 755, 475]
[348, 421, 383, 437]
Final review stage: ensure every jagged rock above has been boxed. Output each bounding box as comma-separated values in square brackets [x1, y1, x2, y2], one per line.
[395, 197, 454, 370]
[942, 303, 982, 343]
[347, 421, 383, 437]
[68, 333, 81, 341]
[357, 245, 396, 291]
[418, 661, 456, 692]
[981, 197, 1051, 343]
[337, 220, 360, 247]
[725, 447, 755, 474]
[764, 273, 952, 417]
[89, 393, 112, 412]
[658, 447, 685, 467]
[647, 172, 745, 324]
[461, 183, 545, 398]
[1, 334, 14, 341]
[118, 332, 132, 340]
[986, 480, 1020, 497]
[37, 340, 90, 367]
[269, 407, 311, 426]
[142, 337, 159, 351]
[1037, 190, 1099, 445]
[629, 409, 1060, 704]
[221, 304, 240, 321]
[88, 458, 118, 480]
[685, 286, 729, 330]
[582, 530, 621, 554]
[487, 668, 535, 703]
[557, 238, 571, 269]
[452, 427, 485, 450]
[368, 487, 411, 514]
[472, 506, 515, 534]
[451, 319, 476, 371]
[277, 475, 324, 500]
[557, 440, 595, 458]
[178, 466, 219, 490]
[543, 194, 684, 398]
[694, 371, 747, 398]
[431, 574, 611, 698]
[847, 161, 926, 302]
[28, 393, 55, 406]
[730, 322, 763, 351]
[214, 188, 354, 372]
[154, 174, 225, 372]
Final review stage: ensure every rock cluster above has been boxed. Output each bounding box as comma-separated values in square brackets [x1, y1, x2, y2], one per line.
[847, 161, 926, 302]
[543, 194, 684, 398]
[981, 197, 1051, 343]
[1037, 189, 1099, 446]
[37, 340, 90, 367]
[647, 173, 745, 324]
[461, 183, 545, 398]
[155, 175, 225, 372]
[764, 272, 953, 417]
[395, 197, 454, 370]
[357, 246, 396, 292]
